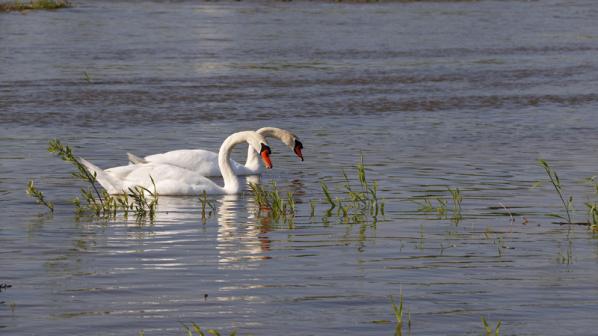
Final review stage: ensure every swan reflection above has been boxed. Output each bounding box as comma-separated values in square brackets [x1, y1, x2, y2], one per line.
[216, 193, 272, 269]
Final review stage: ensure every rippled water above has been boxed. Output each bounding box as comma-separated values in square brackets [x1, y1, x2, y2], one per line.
[2, 0, 598, 335]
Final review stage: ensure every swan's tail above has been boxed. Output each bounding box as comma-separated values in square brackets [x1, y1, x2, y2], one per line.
[78, 157, 124, 194]
[127, 152, 147, 164]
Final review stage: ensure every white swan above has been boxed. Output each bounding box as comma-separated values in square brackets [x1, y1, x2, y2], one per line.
[106, 127, 303, 179]
[79, 131, 273, 196]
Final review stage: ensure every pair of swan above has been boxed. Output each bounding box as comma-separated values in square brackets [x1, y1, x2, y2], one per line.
[80, 127, 303, 196]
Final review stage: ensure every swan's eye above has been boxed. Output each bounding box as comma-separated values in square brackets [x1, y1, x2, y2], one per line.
[260, 143, 271, 155]
[294, 140, 303, 150]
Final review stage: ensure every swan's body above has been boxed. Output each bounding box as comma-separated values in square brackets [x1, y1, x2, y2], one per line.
[80, 131, 272, 196]
[111, 127, 303, 178]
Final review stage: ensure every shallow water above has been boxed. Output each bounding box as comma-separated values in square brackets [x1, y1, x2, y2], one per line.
[2, 0, 598, 335]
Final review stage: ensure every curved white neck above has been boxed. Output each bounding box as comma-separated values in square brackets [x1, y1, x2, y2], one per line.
[244, 127, 287, 171]
[220, 131, 259, 194]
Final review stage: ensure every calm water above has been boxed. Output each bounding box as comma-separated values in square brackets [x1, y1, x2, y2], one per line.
[2, 0, 598, 335]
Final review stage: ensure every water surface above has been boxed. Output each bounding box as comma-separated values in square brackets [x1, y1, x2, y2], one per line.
[2, 1, 598, 335]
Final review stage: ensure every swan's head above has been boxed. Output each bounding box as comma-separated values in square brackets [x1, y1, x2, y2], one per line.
[293, 139, 304, 162]
[259, 143, 273, 169]
[247, 132, 273, 169]
[256, 127, 304, 162]
[277, 131, 303, 161]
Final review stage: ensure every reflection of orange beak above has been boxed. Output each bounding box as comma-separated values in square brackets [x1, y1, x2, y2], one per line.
[294, 145, 304, 161]
[261, 150, 273, 169]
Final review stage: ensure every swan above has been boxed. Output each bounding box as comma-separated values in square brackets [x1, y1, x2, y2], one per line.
[106, 127, 303, 179]
[79, 131, 273, 196]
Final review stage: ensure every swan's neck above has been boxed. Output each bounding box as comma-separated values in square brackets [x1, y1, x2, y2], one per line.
[244, 127, 284, 171]
[220, 131, 256, 193]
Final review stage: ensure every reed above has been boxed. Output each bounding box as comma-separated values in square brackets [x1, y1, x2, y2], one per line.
[26, 180, 54, 212]
[320, 181, 336, 209]
[448, 187, 462, 223]
[199, 190, 216, 223]
[391, 290, 410, 336]
[481, 316, 501, 336]
[538, 159, 573, 224]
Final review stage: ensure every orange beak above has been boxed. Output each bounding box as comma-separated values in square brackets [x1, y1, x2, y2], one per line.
[260, 146, 273, 169]
[294, 140, 304, 161]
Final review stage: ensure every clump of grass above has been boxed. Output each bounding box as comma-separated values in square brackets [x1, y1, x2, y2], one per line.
[415, 187, 463, 223]
[538, 159, 573, 224]
[0, 0, 72, 12]
[481, 316, 501, 336]
[46, 139, 158, 221]
[448, 187, 462, 223]
[323, 156, 385, 220]
[587, 203, 598, 232]
[415, 197, 447, 218]
[249, 181, 296, 225]
[83, 71, 92, 83]
[26, 180, 54, 213]
[391, 290, 411, 336]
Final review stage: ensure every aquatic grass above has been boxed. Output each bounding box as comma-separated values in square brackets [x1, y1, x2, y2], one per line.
[448, 187, 462, 223]
[127, 182, 159, 221]
[556, 239, 574, 265]
[586, 202, 598, 232]
[199, 191, 216, 223]
[320, 181, 336, 209]
[309, 199, 317, 217]
[83, 71, 92, 83]
[538, 159, 573, 224]
[391, 290, 411, 336]
[415, 197, 447, 218]
[248, 181, 296, 225]
[312, 157, 386, 244]
[49, 139, 105, 206]
[415, 188, 462, 223]
[26, 180, 54, 212]
[481, 316, 501, 336]
[0, 0, 71, 12]
[45, 139, 159, 221]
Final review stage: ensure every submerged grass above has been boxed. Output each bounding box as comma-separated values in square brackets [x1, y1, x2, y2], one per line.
[199, 190, 216, 224]
[0, 0, 71, 12]
[415, 187, 462, 223]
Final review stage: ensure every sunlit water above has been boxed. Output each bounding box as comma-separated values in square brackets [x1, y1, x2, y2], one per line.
[2, 1, 598, 335]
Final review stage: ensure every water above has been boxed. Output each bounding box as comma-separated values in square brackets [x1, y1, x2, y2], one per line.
[2, 0, 598, 335]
